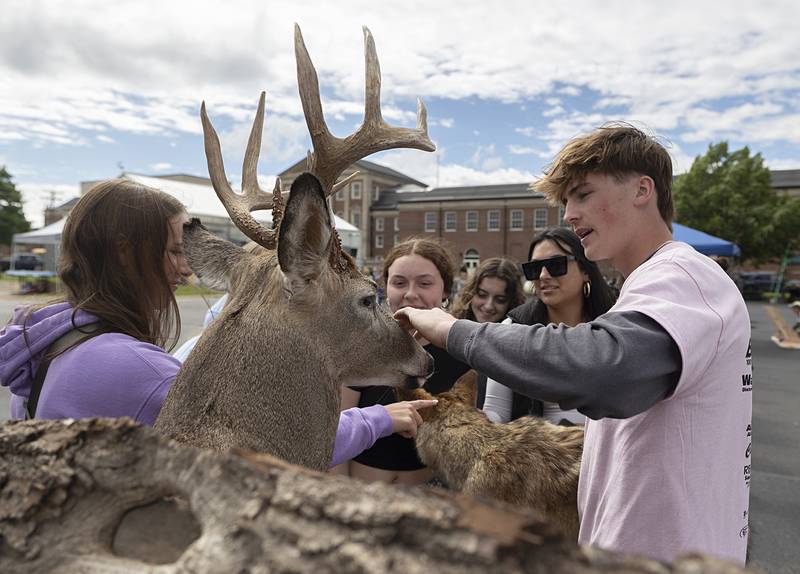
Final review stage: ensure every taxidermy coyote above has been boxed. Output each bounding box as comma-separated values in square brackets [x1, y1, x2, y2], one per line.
[401, 371, 583, 540]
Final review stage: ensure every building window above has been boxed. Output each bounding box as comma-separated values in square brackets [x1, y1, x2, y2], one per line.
[559, 206, 569, 227]
[444, 211, 457, 232]
[372, 183, 380, 201]
[394, 217, 400, 232]
[394, 233, 399, 246]
[335, 188, 344, 201]
[375, 234, 384, 248]
[510, 209, 523, 231]
[487, 210, 500, 231]
[375, 217, 384, 232]
[534, 208, 548, 229]
[463, 248, 480, 272]
[351, 181, 362, 200]
[352, 208, 361, 229]
[425, 211, 437, 233]
[466, 211, 479, 232]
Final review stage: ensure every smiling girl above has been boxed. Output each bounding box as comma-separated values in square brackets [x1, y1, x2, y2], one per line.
[339, 238, 470, 484]
[450, 257, 525, 325]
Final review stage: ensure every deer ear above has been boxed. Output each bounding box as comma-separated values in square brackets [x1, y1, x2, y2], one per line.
[184, 218, 251, 292]
[278, 172, 333, 291]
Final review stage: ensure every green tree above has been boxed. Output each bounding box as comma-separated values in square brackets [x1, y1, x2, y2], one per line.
[674, 142, 800, 263]
[0, 166, 31, 246]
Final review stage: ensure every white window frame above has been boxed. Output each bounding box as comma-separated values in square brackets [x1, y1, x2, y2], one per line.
[394, 217, 400, 232]
[444, 211, 457, 232]
[393, 233, 399, 246]
[534, 207, 548, 230]
[372, 183, 380, 201]
[375, 234, 384, 248]
[510, 209, 524, 231]
[375, 217, 384, 232]
[487, 210, 501, 232]
[335, 188, 344, 201]
[425, 211, 437, 233]
[466, 211, 479, 232]
[351, 181, 362, 200]
[352, 207, 361, 229]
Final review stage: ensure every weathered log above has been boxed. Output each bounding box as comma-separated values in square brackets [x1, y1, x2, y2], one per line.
[0, 418, 749, 573]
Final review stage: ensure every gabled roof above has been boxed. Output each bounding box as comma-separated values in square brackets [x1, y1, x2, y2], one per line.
[770, 169, 800, 188]
[52, 196, 80, 211]
[278, 158, 427, 188]
[372, 182, 541, 209]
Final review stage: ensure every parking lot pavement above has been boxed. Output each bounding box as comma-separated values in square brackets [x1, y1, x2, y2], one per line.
[0, 295, 797, 570]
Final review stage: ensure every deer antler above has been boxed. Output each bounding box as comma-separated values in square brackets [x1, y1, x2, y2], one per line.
[294, 24, 436, 195]
[201, 91, 283, 249]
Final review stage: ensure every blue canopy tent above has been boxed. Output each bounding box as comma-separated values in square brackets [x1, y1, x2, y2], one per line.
[673, 223, 741, 257]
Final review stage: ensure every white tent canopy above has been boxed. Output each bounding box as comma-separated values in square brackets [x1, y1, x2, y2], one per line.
[125, 173, 361, 255]
[11, 174, 362, 272]
[10, 217, 67, 271]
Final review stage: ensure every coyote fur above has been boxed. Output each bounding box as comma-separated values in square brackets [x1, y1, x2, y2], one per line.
[401, 371, 583, 540]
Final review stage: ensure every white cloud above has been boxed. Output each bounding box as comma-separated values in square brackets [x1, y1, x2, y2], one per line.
[542, 105, 565, 118]
[377, 147, 536, 189]
[18, 182, 80, 228]
[1, 0, 799, 193]
[765, 158, 800, 170]
[507, 145, 539, 155]
[438, 164, 537, 188]
[150, 162, 172, 172]
[515, 126, 536, 137]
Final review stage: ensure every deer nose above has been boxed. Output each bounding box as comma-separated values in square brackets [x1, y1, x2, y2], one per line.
[404, 351, 436, 388]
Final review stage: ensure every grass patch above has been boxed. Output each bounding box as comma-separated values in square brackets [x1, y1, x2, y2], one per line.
[175, 283, 222, 297]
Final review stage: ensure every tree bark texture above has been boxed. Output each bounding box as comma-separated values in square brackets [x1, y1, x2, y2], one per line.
[0, 418, 750, 574]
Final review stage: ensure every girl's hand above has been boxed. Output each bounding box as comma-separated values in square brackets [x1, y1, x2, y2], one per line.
[385, 399, 438, 438]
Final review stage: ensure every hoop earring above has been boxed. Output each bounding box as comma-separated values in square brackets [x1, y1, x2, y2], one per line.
[583, 280, 591, 298]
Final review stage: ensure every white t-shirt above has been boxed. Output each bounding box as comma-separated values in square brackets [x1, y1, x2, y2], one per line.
[483, 321, 586, 425]
[579, 242, 752, 564]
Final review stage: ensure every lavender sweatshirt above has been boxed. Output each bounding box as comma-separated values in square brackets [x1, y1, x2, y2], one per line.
[0, 302, 390, 466]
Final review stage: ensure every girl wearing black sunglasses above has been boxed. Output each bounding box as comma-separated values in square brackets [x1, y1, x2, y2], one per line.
[483, 228, 617, 425]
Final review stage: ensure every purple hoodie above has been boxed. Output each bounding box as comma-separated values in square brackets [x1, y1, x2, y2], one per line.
[0, 302, 180, 425]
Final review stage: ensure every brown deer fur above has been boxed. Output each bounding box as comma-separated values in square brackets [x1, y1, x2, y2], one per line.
[156, 176, 432, 470]
[401, 371, 583, 540]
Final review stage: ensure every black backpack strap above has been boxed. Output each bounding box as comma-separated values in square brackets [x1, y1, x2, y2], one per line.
[26, 322, 102, 419]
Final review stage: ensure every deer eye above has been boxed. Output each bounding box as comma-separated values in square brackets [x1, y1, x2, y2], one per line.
[360, 295, 375, 308]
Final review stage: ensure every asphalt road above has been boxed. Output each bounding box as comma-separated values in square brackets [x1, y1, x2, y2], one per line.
[0, 296, 797, 571]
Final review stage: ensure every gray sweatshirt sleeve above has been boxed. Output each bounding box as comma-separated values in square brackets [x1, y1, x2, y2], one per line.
[447, 311, 682, 420]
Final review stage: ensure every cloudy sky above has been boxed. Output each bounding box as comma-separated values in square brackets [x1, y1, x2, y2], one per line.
[2, 0, 799, 226]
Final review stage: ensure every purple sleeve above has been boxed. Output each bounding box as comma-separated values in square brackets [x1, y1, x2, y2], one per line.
[135, 375, 175, 426]
[330, 405, 393, 468]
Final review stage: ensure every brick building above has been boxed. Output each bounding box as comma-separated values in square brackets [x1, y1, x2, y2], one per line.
[40, 164, 798, 272]
[279, 160, 566, 269]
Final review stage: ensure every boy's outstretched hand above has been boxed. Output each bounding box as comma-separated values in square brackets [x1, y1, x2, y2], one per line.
[393, 307, 458, 349]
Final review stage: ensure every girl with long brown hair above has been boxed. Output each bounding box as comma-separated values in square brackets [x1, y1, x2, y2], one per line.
[0, 179, 192, 423]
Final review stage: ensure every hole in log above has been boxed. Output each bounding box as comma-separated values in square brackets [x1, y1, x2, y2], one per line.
[111, 497, 202, 564]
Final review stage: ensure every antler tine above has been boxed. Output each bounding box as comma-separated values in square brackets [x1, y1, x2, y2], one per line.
[332, 171, 360, 195]
[362, 26, 382, 129]
[200, 97, 278, 249]
[241, 92, 274, 211]
[294, 24, 436, 195]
